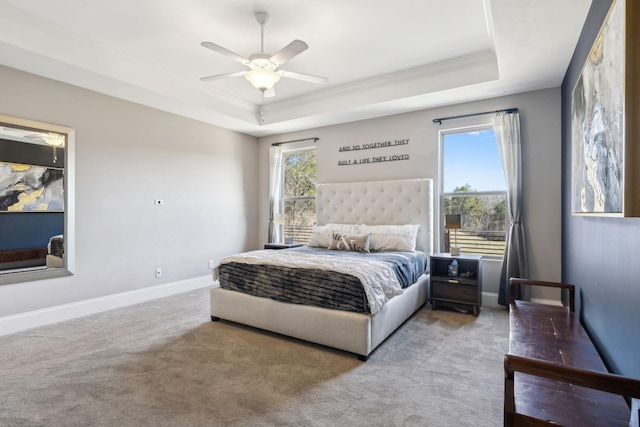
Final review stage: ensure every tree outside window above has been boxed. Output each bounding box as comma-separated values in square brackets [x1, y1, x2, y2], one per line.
[283, 149, 316, 243]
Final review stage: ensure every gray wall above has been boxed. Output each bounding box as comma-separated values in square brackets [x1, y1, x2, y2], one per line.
[0, 65, 259, 317]
[258, 88, 563, 298]
[0, 61, 570, 333]
[562, 0, 640, 378]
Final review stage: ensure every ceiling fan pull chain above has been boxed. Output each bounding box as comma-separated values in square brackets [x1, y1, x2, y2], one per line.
[260, 92, 265, 123]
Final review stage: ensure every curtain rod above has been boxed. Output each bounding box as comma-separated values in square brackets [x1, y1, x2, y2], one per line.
[432, 108, 518, 125]
[271, 137, 319, 146]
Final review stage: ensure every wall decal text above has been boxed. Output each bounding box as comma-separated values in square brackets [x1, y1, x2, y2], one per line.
[338, 139, 410, 166]
[338, 139, 409, 152]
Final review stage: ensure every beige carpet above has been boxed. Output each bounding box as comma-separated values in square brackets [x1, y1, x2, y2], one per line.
[0, 288, 508, 426]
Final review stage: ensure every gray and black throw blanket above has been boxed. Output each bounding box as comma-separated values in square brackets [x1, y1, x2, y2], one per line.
[215, 246, 428, 314]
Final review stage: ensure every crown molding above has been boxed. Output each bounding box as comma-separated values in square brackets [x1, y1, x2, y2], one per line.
[261, 51, 499, 126]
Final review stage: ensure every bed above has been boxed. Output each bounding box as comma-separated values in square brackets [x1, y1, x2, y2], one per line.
[210, 178, 433, 360]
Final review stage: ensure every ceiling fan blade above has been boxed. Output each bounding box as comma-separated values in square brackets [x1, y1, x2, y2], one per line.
[264, 87, 276, 98]
[201, 42, 249, 65]
[280, 70, 328, 85]
[200, 71, 246, 82]
[270, 40, 308, 65]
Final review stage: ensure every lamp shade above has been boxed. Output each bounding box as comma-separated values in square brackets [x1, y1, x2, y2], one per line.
[246, 69, 281, 91]
[445, 214, 461, 230]
[273, 213, 284, 225]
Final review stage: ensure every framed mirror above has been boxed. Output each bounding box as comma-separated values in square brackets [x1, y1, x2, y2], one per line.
[0, 114, 74, 285]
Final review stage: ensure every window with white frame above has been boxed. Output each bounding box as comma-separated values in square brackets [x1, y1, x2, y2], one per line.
[441, 125, 506, 257]
[282, 147, 317, 243]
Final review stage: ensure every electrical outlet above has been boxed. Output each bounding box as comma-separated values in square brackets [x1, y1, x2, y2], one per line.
[208, 259, 215, 269]
[155, 268, 162, 278]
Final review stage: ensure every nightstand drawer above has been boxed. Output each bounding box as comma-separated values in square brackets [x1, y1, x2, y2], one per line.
[431, 280, 477, 302]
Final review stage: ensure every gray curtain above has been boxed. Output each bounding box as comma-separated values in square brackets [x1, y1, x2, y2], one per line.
[492, 111, 528, 306]
[268, 145, 284, 244]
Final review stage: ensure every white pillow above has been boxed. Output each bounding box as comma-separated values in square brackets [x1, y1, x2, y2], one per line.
[308, 225, 331, 248]
[358, 224, 420, 252]
[307, 224, 359, 248]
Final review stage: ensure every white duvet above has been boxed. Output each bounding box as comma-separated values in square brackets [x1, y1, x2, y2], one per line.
[213, 249, 403, 315]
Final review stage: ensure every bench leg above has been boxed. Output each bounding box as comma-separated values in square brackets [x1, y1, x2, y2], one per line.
[504, 355, 515, 426]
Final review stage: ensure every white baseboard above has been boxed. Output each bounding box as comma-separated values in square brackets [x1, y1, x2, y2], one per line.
[0, 276, 213, 337]
[482, 292, 501, 309]
[0, 285, 542, 337]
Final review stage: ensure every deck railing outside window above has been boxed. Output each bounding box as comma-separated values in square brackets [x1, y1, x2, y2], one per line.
[446, 229, 505, 257]
[284, 225, 314, 244]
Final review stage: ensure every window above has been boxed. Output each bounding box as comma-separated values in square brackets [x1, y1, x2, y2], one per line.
[282, 148, 317, 243]
[441, 126, 506, 257]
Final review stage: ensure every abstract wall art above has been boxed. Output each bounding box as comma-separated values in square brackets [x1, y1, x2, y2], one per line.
[0, 162, 64, 212]
[571, 0, 640, 217]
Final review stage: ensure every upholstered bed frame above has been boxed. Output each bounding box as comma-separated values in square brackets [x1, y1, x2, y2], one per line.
[210, 178, 434, 360]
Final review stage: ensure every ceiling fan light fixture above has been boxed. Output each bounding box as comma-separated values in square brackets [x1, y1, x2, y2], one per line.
[41, 133, 65, 164]
[245, 69, 280, 91]
[42, 133, 65, 147]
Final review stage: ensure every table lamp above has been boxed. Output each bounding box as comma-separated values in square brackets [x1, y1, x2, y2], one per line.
[445, 214, 461, 255]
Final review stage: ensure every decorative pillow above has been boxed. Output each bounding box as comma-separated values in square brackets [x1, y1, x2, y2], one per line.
[358, 224, 420, 252]
[308, 224, 359, 248]
[50, 237, 64, 258]
[47, 234, 64, 257]
[328, 232, 371, 253]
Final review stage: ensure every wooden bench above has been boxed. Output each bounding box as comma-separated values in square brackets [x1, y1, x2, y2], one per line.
[0, 247, 47, 270]
[504, 278, 640, 426]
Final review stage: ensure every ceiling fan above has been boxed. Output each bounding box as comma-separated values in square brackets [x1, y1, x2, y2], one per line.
[200, 11, 327, 98]
[1, 127, 65, 162]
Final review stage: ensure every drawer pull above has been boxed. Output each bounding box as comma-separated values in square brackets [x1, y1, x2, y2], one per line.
[448, 279, 459, 284]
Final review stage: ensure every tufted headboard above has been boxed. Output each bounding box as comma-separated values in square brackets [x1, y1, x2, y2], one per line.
[316, 178, 433, 254]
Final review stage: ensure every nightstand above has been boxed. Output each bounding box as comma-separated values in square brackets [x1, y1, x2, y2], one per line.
[263, 243, 304, 250]
[429, 253, 483, 316]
